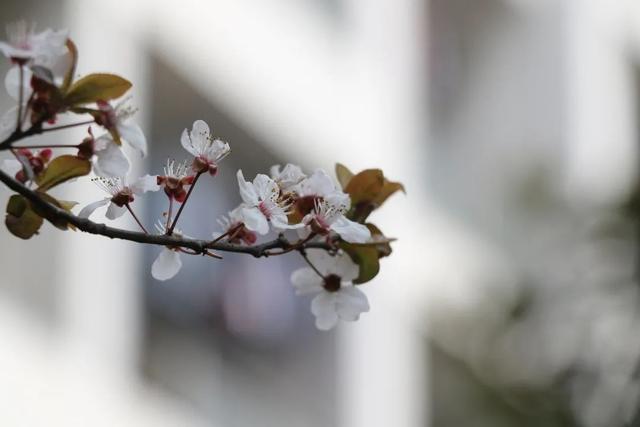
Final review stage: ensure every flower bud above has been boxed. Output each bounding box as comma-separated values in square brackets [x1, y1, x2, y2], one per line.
[77, 137, 94, 160]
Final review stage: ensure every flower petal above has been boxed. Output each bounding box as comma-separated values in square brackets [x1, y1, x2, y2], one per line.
[315, 311, 339, 331]
[241, 206, 269, 235]
[117, 122, 147, 157]
[335, 286, 370, 321]
[94, 137, 131, 178]
[290, 267, 323, 295]
[271, 163, 306, 189]
[105, 202, 126, 220]
[270, 211, 301, 230]
[151, 248, 182, 281]
[78, 198, 110, 219]
[191, 119, 210, 145]
[237, 170, 259, 205]
[305, 250, 337, 277]
[252, 174, 279, 201]
[333, 251, 360, 282]
[131, 174, 160, 194]
[311, 292, 336, 315]
[311, 293, 339, 330]
[296, 169, 337, 197]
[4, 66, 32, 102]
[330, 216, 371, 244]
[180, 128, 198, 156]
[210, 139, 230, 161]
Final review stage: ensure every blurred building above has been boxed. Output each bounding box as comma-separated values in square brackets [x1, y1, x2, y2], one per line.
[3, 0, 640, 426]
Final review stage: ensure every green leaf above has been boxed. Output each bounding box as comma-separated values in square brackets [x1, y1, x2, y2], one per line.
[5, 195, 43, 239]
[335, 163, 354, 190]
[64, 73, 132, 106]
[36, 155, 91, 191]
[61, 38, 78, 92]
[340, 242, 380, 284]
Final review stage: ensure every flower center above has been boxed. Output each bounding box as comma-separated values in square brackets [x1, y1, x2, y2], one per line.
[308, 215, 330, 235]
[295, 195, 322, 217]
[111, 189, 134, 207]
[323, 274, 342, 293]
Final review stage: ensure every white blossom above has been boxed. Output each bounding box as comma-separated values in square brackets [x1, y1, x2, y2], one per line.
[270, 163, 306, 191]
[291, 250, 369, 330]
[236, 169, 298, 235]
[0, 22, 67, 65]
[293, 169, 341, 199]
[96, 98, 147, 157]
[302, 192, 371, 243]
[78, 175, 159, 220]
[90, 134, 131, 178]
[213, 205, 257, 245]
[181, 120, 229, 174]
[151, 221, 184, 281]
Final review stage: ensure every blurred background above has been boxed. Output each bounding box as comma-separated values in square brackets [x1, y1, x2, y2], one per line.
[2, 0, 640, 426]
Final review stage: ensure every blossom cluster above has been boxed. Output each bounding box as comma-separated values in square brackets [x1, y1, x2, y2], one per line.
[0, 23, 403, 331]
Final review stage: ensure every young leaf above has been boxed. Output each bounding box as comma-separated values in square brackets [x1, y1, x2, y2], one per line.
[363, 223, 393, 258]
[64, 73, 131, 106]
[61, 38, 78, 92]
[5, 195, 43, 239]
[374, 179, 405, 206]
[36, 155, 91, 191]
[345, 169, 384, 205]
[340, 242, 380, 284]
[335, 163, 354, 190]
[32, 193, 77, 230]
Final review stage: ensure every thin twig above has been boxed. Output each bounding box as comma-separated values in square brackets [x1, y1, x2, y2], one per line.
[12, 144, 80, 150]
[39, 120, 94, 133]
[20, 91, 35, 129]
[16, 65, 23, 132]
[210, 223, 243, 245]
[165, 198, 174, 232]
[168, 171, 202, 235]
[125, 203, 148, 234]
[299, 248, 325, 279]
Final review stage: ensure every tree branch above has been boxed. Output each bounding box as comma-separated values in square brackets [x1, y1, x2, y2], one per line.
[0, 167, 331, 257]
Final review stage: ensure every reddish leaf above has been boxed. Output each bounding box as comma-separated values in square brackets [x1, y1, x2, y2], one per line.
[335, 163, 354, 190]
